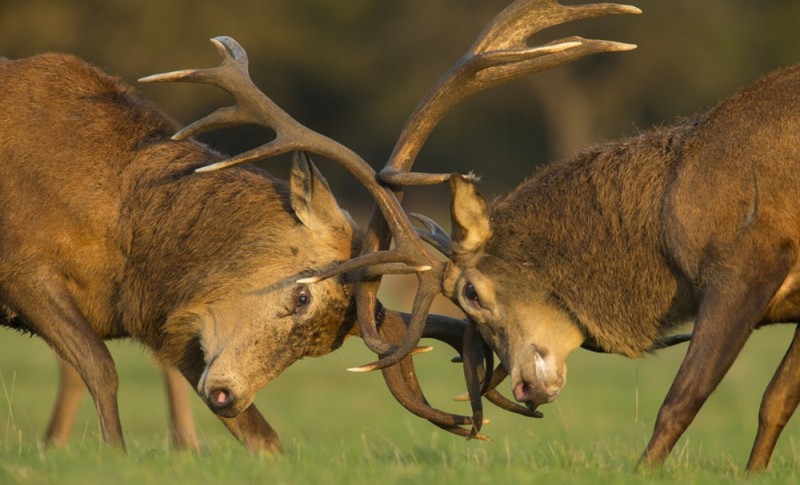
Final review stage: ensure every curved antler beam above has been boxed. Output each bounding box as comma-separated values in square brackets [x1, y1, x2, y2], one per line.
[355, 1, 641, 374]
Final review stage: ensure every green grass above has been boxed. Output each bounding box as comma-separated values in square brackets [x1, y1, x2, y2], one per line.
[2, 323, 800, 484]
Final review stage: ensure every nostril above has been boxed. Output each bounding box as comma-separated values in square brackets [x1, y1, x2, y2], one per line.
[210, 387, 234, 409]
[513, 380, 561, 405]
[513, 382, 531, 402]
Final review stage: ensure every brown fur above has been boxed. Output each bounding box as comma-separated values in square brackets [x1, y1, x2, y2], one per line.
[447, 64, 800, 470]
[0, 53, 359, 451]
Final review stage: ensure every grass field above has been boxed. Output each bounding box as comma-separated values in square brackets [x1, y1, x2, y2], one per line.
[2, 320, 800, 484]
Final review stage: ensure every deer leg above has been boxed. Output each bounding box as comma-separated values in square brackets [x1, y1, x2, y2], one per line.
[45, 355, 200, 451]
[163, 366, 201, 451]
[746, 324, 800, 472]
[10, 275, 124, 449]
[44, 356, 86, 446]
[640, 245, 792, 467]
[217, 403, 282, 454]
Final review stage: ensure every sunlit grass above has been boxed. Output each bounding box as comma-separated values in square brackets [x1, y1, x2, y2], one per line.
[1, 324, 800, 483]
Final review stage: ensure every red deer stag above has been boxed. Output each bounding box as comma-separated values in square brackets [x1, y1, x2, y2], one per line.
[0, 37, 491, 451]
[329, 0, 798, 473]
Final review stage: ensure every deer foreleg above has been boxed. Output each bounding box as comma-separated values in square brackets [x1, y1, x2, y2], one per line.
[640, 243, 792, 467]
[10, 274, 124, 449]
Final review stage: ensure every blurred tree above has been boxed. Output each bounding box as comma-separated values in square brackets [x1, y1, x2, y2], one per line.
[1, 0, 798, 216]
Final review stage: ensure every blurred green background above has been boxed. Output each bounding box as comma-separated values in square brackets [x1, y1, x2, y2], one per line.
[3, 0, 800, 480]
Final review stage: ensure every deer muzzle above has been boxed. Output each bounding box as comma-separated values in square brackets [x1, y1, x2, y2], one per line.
[197, 354, 249, 418]
[511, 344, 566, 408]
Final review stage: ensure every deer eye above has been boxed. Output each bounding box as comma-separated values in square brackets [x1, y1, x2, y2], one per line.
[463, 282, 482, 308]
[294, 286, 311, 312]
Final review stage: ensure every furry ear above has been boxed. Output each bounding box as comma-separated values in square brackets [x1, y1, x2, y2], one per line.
[450, 173, 492, 254]
[289, 151, 350, 230]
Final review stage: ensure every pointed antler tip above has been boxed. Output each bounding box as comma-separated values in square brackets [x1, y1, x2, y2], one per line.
[613, 42, 638, 52]
[346, 365, 377, 373]
[409, 345, 434, 355]
[208, 36, 230, 52]
[297, 275, 324, 284]
[195, 161, 234, 173]
[138, 70, 194, 84]
[137, 73, 169, 84]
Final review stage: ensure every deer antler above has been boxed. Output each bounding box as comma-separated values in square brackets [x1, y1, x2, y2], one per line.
[140, 36, 484, 438]
[352, 0, 641, 374]
[379, 310, 494, 440]
[139, 0, 642, 438]
[383, 311, 539, 439]
[139, 37, 439, 295]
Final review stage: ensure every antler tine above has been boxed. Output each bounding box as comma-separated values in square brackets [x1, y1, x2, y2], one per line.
[352, 1, 641, 372]
[410, 213, 454, 258]
[486, 390, 543, 418]
[382, 359, 491, 441]
[378, 310, 540, 439]
[377, 310, 491, 440]
[453, 363, 542, 418]
[460, 321, 491, 438]
[140, 37, 295, 150]
[349, 277, 440, 371]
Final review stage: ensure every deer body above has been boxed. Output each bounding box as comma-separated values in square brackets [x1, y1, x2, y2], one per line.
[0, 53, 358, 451]
[446, 63, 800, 470]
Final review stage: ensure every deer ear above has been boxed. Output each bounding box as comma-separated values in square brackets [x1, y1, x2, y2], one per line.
[290, 151, 350, 230]
[450, 173, 492, 254]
